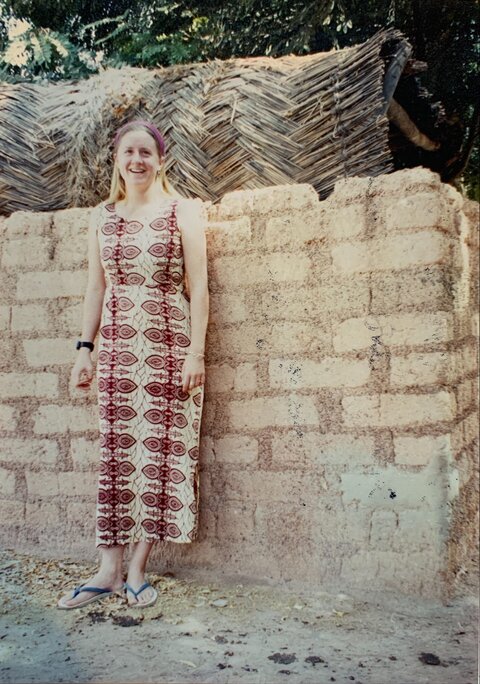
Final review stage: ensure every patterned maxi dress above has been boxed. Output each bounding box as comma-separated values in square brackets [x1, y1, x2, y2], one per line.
[94, 198, 204, 547]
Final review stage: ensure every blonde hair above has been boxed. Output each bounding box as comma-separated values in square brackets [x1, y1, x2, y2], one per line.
[107, 122, 181, 203]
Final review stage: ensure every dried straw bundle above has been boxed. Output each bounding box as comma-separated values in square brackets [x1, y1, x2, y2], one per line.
[0, 29, 400, 215]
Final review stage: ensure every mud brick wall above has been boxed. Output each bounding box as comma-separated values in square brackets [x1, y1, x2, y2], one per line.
[0, 168, 478, 600]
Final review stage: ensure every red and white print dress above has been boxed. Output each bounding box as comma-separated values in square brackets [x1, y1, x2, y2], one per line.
[94, 198, 204, 547]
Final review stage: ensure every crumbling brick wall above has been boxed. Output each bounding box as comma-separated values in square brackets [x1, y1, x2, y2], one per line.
[0, 168, 478, 599]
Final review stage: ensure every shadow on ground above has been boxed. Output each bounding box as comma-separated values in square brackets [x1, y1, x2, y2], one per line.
[0, 550, 477, 684]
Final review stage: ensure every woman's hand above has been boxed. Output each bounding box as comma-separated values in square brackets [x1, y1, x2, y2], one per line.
[70, 350, 94, 393]
[181, 354, 205, 393]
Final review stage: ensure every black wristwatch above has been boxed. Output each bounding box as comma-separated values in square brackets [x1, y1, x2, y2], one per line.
[76, 340, 94, 352]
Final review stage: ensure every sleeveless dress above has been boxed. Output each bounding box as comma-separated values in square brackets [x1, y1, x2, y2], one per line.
[94, 198, 204, 547]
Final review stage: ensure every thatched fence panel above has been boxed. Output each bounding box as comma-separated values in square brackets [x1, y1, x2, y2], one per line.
[0, 29, 403, 215]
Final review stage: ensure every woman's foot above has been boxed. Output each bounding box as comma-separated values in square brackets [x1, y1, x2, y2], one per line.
[57, 569, 125, 609]
[124, 568, 157, 607]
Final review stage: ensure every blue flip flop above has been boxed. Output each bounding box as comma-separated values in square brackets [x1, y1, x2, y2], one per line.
[124, 581, 158, 608]
[57, 584, 117, 610]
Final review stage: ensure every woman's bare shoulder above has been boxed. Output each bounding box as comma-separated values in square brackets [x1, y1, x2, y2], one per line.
[177, 197, 206, 222]
[87, 201, 108, 230]
[176, 195, 203, 208]
[90, 200, 109, 214]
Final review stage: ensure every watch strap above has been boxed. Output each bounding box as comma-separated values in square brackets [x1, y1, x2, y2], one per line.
[76, 340, 94, 351]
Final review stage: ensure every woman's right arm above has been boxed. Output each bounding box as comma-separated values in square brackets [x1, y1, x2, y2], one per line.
[70, 206, 106, 392]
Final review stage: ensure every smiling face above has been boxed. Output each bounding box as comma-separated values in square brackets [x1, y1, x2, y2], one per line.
[114, 128, 162, 191]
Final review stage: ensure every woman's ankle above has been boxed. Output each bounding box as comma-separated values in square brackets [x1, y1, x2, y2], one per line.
[97, 544, 125, 578]
[127, 563, 146, 576]
[97, 564, 124, 580]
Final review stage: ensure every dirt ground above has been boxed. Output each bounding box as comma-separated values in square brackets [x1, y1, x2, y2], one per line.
[0, 549, 477, 684]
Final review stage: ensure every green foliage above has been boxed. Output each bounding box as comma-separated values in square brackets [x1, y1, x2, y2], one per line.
[0, 24, 94, 80]
[195, 0, 333, 58]
[65, 2, 213, 68]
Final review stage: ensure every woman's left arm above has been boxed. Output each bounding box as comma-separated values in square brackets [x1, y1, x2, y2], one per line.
[177, 198, 209, 393]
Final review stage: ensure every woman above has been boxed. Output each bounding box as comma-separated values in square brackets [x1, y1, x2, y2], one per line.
[57, 120, 209, 609]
